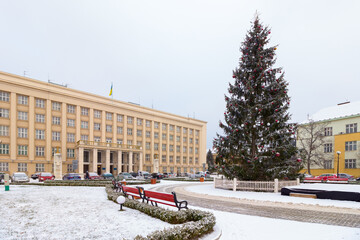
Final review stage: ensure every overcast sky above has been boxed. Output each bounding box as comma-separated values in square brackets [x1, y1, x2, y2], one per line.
[1, 0, 360, 149]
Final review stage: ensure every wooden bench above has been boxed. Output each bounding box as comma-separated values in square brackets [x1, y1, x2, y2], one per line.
[121, 185, 143, 200]
[141, 188, 188, 211]
[112, 180, 122, 192]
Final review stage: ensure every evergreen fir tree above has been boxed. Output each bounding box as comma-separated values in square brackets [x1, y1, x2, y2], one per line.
[213, 15, 302, 181]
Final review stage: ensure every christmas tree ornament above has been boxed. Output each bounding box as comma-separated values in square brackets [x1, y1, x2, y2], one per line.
[275, 152, 280, 157]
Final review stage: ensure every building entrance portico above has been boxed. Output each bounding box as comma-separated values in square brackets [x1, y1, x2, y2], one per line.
[76, 140, 143, 177]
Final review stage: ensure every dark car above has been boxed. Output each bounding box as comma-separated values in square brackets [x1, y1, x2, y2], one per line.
[101, 173, 114, 179]
[151, 172, 164, 179]
[31, 172, 41, 180]
[130, 172, 138, 178]
[63, 173, 81, 180]
[39, 172, 55, 182]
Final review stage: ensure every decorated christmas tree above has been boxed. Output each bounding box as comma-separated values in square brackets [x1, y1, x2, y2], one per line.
[213, 15, 301, 181]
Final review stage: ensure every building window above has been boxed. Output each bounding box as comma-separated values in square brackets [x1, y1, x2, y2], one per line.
[18, 111, 28, 120]
[127, 140, 132, 145]
[183, 147, 187, 153]
[176, 136, 180, 142]
[52, 101, 61, 111]
[18, 145, 28, 155]
[81, 107, 89, 116]
[183, 157, 187, 164]
[146, 120, 151, 127]
[67, 133, 75, 142]
[81, 121, 88, 129]
[154, 132, 159, 139]
[117, 126, 123, 134]
[183, 137, 187, 143]
[81, 135, 89, 141]
[169, 135, 174, 141]
[18, 95, 28, 105]
[106, 125, 112, 133]
[117, 114, 123, 122]
[106, 112, 113, 120]
[154, 122, 159, 129]
[127, 116, 133, 124]
[36, 129, 45, 140]
[190, 138, 193, 144]
[0, 162, 9, 171]
[176, 126, 181, 133]
[146, 166, 151, 172]
[162, 133, 166, 140]
[18, 163, 27, 171]
[52, 147, 61, 156]
[195, 139, 199, 144]
[18, 128, 28, 138]
[52, 131, 61, 141]
[183, 128, 187, 134]
[67, 149, 75, 158]
[67, 164, 73, 172]
[189, 129, 193, 135]
[176, 156, 180, 163]
[189, 147, 193, 153]
[195, 148, 198, 154]
[146, 131, 151, 138]
[90, 123, 99, 131]
[195, 158, 199, 164]
[0, 125, 9, 136]
[169, 156, 174, 163]
[94, 136, 101, 142]
[189, 157, 193, 164]
[52, 116, 61, 125]
[154, 143, 159, 150]
[324, 160, 332, 169]
[117, 139, 123, 144]
[66, 104, 75, 113]
[137, 118, 143, 126]
[170, 145, 174, 152]
[106, 138, 112, 143]
[169, 125, 174, 131]
[162, 155, 166, 163]
[176, 146, 180, 152]
[162, 144, 166, 151]
[0, 91, 10, 102]
[345, 141, 357, 151]
[196, 130, 199, 136]
[137, 130, 142, 137]
[92, 110, 100, 118]
[35, 98, 45, 108]
[36, 114, 45, 123]
[146, 142, 150, 150]
[345, 159, 356, 169]
[162, 167, 167, 173]
[36, 146, 45, 156]
[67, 119, 75, 127]
[0, 108, 9, 118]
[137, 141, 142, 146]
[127, 128, 133, 136]
[34, 163, 44, 172]
[346, 123, 357, 134]
[324, 127, 332, 136]
[162, 123, 167, 130]
[145, 154, 150, 161]
[324, 143, 332, 153]
[0, 144, 10, 154]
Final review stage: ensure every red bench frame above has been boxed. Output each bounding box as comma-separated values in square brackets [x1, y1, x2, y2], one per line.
[141, 188, 188, 211]
[121, 185, 143, 199]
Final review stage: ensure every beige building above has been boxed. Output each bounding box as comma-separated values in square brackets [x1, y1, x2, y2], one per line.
[0, 71, 207, 177]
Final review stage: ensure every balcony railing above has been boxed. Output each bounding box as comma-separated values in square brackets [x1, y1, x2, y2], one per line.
[76, 140, 142, 150]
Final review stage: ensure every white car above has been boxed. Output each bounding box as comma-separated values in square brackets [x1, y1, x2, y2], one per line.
[12, 172, 30, 182]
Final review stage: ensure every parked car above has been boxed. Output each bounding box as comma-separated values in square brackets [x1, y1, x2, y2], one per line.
[39, 172, 55, 182]
[130, 172, 138, 178]
[12, 172, 30, 182]
[88, 172, 101, 180]
[31, 172, 41, 180]
[337, 173, 354, 180]
[151, 172, 164, 179]
[63, 173, 81, 180]
[118, 172, 135, 180]
[101, 172, 114, 179]
[315, 173, 337, 181]
[137, 171, 151, 179]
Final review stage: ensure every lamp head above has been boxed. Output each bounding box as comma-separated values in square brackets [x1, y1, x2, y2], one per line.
[117, 196, 125, 204]
[336, 151, 341, 155]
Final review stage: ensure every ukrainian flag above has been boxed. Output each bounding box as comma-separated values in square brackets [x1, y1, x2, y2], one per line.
[109, 83, 113, 96]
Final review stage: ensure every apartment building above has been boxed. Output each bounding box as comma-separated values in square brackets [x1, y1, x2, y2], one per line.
[0, 71, 207, 177]
[297, 102, 360, 177]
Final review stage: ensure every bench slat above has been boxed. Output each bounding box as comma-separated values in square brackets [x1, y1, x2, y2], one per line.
[145, 190, 175, 202]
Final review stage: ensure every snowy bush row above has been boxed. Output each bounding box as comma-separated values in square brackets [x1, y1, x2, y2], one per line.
[106, 185, 216, 240]
[162, 178, 213, 182]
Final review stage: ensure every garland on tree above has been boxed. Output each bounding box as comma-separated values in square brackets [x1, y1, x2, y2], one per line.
[213, 15, 302, 181]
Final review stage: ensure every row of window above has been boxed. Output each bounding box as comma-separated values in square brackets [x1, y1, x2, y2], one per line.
[317, 159, 357, 169]
[143, 154, 199, 164]
[324, 123, 358, 136]
[323, 141, 357, 153]
[0, 144, 75, 158]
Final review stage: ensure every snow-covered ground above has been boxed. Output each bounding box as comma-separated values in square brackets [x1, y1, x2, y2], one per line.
[185, 183, 360, 209]
[1, 182, 360, 240]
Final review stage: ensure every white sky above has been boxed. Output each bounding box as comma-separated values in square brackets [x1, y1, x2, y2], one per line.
[1, 0, 360, 149]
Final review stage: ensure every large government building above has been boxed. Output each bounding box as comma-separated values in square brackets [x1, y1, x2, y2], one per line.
[0, 71, 207, 177]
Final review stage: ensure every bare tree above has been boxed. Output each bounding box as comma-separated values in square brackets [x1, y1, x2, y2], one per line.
[297, 120, 329, 175]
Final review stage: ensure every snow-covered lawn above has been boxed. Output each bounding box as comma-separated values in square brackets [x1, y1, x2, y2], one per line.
[185, 183, 360, 209]
[1, 182, 360, 240]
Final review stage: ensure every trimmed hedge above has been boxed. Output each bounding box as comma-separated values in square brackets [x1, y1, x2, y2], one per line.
[106, 185, 216, 240]
[162, 178, 213, 182]
[6, 179, 153, 187]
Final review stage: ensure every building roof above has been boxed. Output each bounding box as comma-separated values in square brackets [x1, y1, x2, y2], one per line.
[304, 101, 360, 123]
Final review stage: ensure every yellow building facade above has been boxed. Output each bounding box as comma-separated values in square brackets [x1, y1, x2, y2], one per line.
[297, 102, 360, 178]
[0, 71, 207, 177]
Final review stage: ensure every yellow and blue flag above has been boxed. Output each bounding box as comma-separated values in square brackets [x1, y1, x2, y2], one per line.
[109, 83, 113, 96]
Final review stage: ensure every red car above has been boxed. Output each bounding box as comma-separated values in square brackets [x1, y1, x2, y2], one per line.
[39, 172, 55, 182]
[88, 172, 101, 180]
[316, 173, 337, 181]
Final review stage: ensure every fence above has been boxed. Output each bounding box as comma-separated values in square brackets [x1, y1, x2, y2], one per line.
[214, 177, 300, 193]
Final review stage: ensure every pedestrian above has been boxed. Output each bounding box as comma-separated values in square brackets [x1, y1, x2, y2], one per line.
[85, 171, 89, 179]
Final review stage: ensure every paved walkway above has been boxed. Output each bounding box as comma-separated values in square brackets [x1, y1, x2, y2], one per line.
[150, 183, 360, 228]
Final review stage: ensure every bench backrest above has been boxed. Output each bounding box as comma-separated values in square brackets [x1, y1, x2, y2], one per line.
[122, 186, 140, 195]
[144, 190, 174, 202]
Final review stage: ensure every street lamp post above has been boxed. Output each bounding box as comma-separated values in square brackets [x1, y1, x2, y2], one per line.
[336, 151, 341, 177]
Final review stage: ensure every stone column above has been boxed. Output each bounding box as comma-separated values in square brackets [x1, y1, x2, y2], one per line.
[105, 149, 110, 173]
[78, 147, 84, 178]
[92, 148, 98, 173]
[129, 151, 133, 172]
[29, 96, 35, 161]
[117, 150, 122, 173]
[139, 152, 143, 171]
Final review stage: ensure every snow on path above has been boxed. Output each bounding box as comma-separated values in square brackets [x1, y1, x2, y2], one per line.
[0, 185, 172, 239]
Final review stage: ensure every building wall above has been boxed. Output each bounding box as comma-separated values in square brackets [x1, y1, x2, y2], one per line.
[0, 71, 207, 177]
